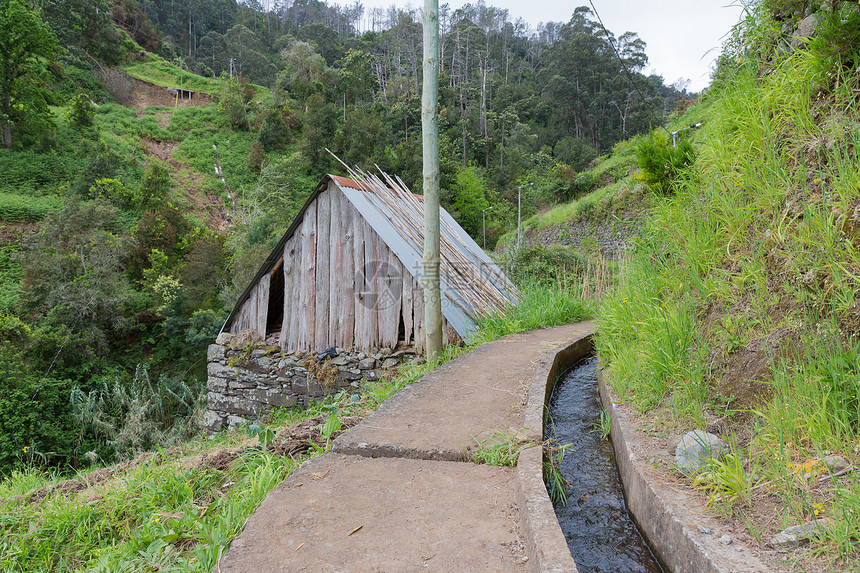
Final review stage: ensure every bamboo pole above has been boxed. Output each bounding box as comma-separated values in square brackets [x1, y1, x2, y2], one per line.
[422, 0, 442, 361]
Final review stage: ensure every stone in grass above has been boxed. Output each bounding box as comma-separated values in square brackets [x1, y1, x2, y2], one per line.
[381, 357, 400, 369]
[769, 519, 831, 549]
[821, 455, 849, 474]
[674, 430, 730, 473]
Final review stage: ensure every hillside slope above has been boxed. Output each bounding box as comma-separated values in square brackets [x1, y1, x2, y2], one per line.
[597, 2, 860, 570]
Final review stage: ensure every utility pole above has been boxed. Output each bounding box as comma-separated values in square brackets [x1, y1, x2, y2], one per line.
[516, 183, 533, 250]
[422, 0, 443, 361]
[482, 206, 492, 250]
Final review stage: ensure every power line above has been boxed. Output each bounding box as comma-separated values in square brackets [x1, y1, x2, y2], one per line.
[587, 0, 670, 135]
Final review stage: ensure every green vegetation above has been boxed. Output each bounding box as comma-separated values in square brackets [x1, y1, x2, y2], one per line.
[635, 129, 695, 194]
[123, 55, 225, 95]
[0, 340, 474, 572]
[0, 0, 59, 149]
[472, 283, 595, 346]
[467, 427, 574, 507]
[468, 428, 536, 467]
[596, 1, 860, 567]
[0, 445, 296, 571]
[0, 194, 63, 222]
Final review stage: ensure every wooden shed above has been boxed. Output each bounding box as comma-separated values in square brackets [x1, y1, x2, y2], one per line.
[221, 170, 517, 354]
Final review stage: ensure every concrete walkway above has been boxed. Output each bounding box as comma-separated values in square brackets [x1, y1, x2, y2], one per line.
[218, 322, 595, 572]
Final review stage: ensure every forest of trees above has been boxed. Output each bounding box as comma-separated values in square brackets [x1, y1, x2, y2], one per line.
[138, 0, 690, 157]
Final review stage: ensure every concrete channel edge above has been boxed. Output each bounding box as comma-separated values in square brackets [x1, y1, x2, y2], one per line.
[518, 331, 771, 573]
[597, 370, 772, 573]
[517, 332, 593, 573]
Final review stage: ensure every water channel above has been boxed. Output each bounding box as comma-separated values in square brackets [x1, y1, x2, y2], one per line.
[545, 357, 664, 573]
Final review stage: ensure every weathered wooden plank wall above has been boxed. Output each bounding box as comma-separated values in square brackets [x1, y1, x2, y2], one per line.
[315, 191, 330, 351]
[229, 182, 462, 354]
[286, 221, 303, 350]
[328, 186, 341, 347]
[279, 231, 296, 348]
[298, 201, 317, 350]
[381, 248, 402, 348]
[363, 218, 378, 348]
[230, 284, 256, 334]
[352, 210, 366, 350]
[254, 274, 271, 338]
[402, 273, 413, 346]
[340, 190, 355, 350]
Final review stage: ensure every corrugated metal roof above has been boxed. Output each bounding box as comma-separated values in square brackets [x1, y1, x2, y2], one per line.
[221, 172, 517, 343]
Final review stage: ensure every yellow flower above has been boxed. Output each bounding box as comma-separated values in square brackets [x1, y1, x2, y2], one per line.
[622, 297, 628, 303]
[813, 502, 825, 516]
[813, 177, 821, 184]
[22, 446, 29, 453]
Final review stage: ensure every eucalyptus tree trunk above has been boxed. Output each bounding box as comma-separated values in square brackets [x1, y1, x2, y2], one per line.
[422, 0, 443, 361]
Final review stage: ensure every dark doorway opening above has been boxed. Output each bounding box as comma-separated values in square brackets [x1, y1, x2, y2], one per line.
[266, 260, 284, 336]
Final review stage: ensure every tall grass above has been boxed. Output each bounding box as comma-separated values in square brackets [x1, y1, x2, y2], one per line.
[0, 449, 295, 572]
[472, 283, 594, 346]
[596, 9, 860, 564]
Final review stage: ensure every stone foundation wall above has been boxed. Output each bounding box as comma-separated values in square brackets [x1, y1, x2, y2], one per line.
[203, 336, 417, 433]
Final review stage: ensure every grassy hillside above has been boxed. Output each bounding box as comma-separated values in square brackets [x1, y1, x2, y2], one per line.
[497, 100, 710, 249]
[597, 2, 860, 568]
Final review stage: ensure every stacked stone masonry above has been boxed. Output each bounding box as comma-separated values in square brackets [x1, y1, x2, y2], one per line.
[203, 339, 415, 433]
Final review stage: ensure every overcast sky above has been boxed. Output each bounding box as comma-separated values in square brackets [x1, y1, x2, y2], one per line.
[354, 1, 745, 92]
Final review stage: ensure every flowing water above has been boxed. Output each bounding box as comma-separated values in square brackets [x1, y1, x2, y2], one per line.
[545, 357, 664, 573]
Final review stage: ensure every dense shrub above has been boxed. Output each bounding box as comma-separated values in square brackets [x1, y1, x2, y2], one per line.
[504, 244, 586, 287]
[88, 178, 135, 209]
[0, 194, 63, 222]
[635, 129, 695, 193]
[256, 108, 291, 151]
[70, 140, 122, 196]
[136, 161, 172, 211]
[66, 93, 96, 129]
[0, 316, 87, 474]
[552, 163, 596, 201]
[70, 365, 204, 460]
[0, 245, 21, 312]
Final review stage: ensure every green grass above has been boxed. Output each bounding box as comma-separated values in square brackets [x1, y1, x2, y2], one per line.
[595, 11, 860, 566]
[122, 56, 225, 95]
[468, 428, 537, 467]
[471, 282, 594, 346]
[0, 449, 296, 572]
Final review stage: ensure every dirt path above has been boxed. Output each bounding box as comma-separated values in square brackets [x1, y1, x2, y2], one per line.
[218, 322, 595, 572]
[138, 136, 228, 231]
